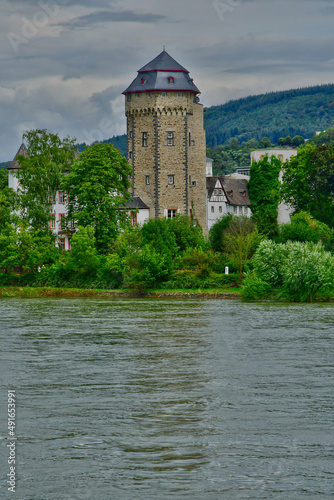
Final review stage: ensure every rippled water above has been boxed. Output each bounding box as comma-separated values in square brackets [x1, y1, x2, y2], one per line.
[0, 298, 334, 499]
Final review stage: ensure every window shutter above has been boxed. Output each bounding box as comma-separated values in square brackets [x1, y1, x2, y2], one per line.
[177, 209, 181, 214]
[164, 209, 167, 218]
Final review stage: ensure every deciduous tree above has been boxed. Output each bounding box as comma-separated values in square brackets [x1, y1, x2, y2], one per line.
[64, 143, 132, 253]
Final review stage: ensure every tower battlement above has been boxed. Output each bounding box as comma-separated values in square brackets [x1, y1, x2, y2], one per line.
[123, 50, 207, 230]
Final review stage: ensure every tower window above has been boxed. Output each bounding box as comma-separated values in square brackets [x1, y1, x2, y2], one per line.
[219, 206, 223, 213]
[127, 95, 131, 102]
[168, 76, 175, 84]
[161, 92, 167, 97]
[167, 209, 177, 219]
[141, 77, 146, 84]
[145, 175, 150, 185]
[177, 92, 182, 97]
[167, 132, 174, 146]
[168, 175, 174, 185]
[142, 132, 148, 147]
[129, 131, 133, 138]
[136, 93, 140, 99]
[211, 206, 214, 213]
[129, 151, 133, 159]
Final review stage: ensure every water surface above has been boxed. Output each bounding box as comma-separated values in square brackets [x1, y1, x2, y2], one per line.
[0, 299, 333, 499]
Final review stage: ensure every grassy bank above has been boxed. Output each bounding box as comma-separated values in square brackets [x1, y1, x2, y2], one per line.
[0, 286, 241, 299]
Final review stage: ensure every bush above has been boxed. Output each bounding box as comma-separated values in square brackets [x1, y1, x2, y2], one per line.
[241, 240, 334, 302]
[209, 214, 232, 252]
[174, 247, 225, 272]
[277, 211, 334, 250]
[162, 269, 238, 289]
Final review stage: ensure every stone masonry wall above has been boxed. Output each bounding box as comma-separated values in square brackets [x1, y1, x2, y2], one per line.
[125, 91, 207, 232]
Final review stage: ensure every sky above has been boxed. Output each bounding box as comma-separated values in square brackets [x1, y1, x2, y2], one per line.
[1, 0, 334, 161]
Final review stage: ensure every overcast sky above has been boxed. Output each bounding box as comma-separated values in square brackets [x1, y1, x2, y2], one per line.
[2, 0, 334, 161]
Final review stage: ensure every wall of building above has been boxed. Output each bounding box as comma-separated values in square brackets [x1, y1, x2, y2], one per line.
[125, 91, 207, 231]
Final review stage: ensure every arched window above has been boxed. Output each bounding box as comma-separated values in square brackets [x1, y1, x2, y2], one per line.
[168, 76, 174, 84]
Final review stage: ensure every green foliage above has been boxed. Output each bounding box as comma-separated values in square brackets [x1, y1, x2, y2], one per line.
[248, 154, 281, 237]
[223, 216, 262, 277]
[282, 144, 334, 227]
[0, 226, 59, 273]
[64, 142, 133, 253]
[162, 270, 238, 290]
[308, 126, 334, 146]
[107, 243, 172, 290]
[209, 214, 233, 252]
[0, 169, 8, 190]
[207, 140, 258, 175]
[67, 227, 100, 275]
[139, 218, 179, 257]
[174, 247, 224, 273]
[277, 211, 334, 249]
[242, 240, 334, 302]
[167, 214, 205, 251]
[16, 129, 76, 233]
[204, 84, 334, 147]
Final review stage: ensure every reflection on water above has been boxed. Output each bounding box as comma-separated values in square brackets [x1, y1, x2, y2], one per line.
[0, 299, 334, 499]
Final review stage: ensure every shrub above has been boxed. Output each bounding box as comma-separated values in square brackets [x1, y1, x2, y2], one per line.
[209, 214, 232, 252]
[277, 211, 334, 249]
[241, 240, 334, 302]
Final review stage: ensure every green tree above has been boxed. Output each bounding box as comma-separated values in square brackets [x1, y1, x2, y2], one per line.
[248, 155, 281, 237]
[67, 226, 100, 275]
[291, 135, 305, 147]
[64, 143, 133, 253]
[223, 216, 261, 278]
[16, 129, 76, 233]
[259, 137, 272, 148]
[277, 211, 333, 249]
[209, 214, 233, 252]
[282, 144, 334, 227]
[0, 226, 59, 274]
[242, 240, 334, 302]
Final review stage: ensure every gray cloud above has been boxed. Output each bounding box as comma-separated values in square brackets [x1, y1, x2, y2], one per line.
[57, 9, 170, 29]
[2, 0, 334, 161]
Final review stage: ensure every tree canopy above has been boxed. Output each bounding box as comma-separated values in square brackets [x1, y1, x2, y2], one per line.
[16, 129, 76, 233]
[248, 154, 282, 237]
[64, 142, 133, 253]
[282, 144, 334, 227]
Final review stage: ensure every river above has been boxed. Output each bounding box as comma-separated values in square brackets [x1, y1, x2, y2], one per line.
[0, 298, 333, 499]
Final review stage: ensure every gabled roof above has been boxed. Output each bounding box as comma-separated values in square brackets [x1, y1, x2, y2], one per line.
[7, 143, 28, 170]
[138, 50, 189, 74]
[206, 176, 224, 198]
[220, 177, 251, 207]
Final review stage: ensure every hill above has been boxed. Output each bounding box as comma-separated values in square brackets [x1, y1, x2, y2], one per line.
[204, 84, 334, 147]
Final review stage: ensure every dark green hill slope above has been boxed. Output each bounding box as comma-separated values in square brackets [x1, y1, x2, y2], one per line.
[204, 84, 334, 147]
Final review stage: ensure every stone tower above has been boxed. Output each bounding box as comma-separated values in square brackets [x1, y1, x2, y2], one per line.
[123, 50, 207, 231]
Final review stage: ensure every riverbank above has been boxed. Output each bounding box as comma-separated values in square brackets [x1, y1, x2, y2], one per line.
[0, 286, 241, 299]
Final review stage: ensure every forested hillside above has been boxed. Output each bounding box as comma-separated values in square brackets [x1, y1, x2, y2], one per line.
[204, 84, 334, 147]
[3, 84, 334, 168]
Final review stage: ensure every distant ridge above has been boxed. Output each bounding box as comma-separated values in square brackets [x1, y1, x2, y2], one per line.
[3, 84, 334, 165]
[204, 83, 334, 146]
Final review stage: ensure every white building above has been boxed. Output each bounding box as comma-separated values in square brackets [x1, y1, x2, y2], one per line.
[7, 143, 150, 249]
[206, 158, 251, 230]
